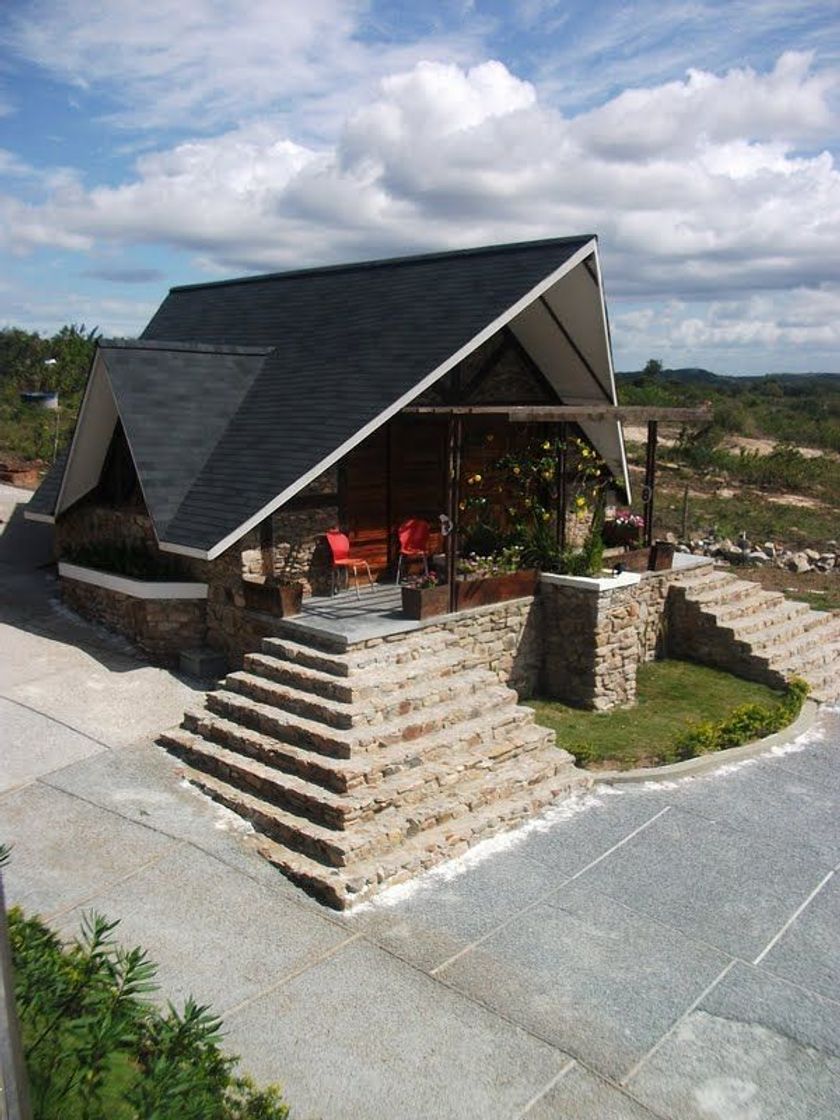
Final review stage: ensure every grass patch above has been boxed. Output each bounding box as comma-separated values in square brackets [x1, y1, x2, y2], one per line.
[527, 660, 797, 770]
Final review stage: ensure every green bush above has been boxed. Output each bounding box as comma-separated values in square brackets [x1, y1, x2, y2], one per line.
[674, 678, 809, 761]
[7, 906, 290, 1120]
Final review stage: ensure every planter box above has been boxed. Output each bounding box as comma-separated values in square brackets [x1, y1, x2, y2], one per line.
[400, 584, 450, 620]
[602, 521, 642, 548]
[242, 580, 303, 617]
[612, 547, 652, 573]
[401, 569, 538, 620]
[650, 541, 676, 571]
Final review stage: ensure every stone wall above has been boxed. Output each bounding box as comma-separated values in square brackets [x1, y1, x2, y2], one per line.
[433, 596, 543, 698]
[60, 577, 207, 665]
[540, 564, 710, 710]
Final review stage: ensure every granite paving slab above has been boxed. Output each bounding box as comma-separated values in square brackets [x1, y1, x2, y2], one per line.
[222, 938, 570, 1120]
[0, 694, 105, 792]
[759, 871, 840, 1003]
[436, 879, 731, 1080]
[54, 843, 350, 1013]
[577, 803, 832, 960]
[627, 962, 840, 1120]
[2, 781, 178, 918]
[526, 1063, 661, 1120]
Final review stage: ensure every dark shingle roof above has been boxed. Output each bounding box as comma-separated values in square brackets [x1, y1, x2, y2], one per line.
[143, 236, 594, 553]
[31, 236, 597, 551]
[25, 448, 70, 517]
[101, 342, 270, 539]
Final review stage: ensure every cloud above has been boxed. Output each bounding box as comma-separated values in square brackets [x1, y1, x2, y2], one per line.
[0, 51, 838, 364]
[3, 0, 482, 133]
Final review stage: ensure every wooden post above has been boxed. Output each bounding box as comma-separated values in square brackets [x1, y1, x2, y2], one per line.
[556, 421, 567, 554]
[445, 414, 462, 614]
[259, 516, 275, 586]
[643, 420, 658, 548]
[385, 421, 394, 572]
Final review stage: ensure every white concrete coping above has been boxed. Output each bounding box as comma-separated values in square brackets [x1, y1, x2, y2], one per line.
[58, 561, 208, 600]
[540, 570, 642, 592]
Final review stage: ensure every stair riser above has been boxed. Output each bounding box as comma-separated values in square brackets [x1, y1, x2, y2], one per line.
[182, 713, 354, 792]
[205, 693, 353, 758]
[725, 615, 836, 652]
[260, 639, 351, 678]
[724, 605, 811, 637]
[243, 653, 467, 706]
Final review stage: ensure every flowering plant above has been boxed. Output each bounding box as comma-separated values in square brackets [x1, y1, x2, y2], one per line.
[457, 546, 523, 580]
[613, 511, 644, 529]
[401, 571, 441, 590]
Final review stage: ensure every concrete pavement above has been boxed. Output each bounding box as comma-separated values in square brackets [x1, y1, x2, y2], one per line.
[2, 482, 839, 1119]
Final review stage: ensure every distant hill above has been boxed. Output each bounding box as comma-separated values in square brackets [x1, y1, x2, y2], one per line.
[617, 368, 840, 386]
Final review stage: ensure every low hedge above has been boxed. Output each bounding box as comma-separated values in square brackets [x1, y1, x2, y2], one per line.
[670, 677, 809, 763]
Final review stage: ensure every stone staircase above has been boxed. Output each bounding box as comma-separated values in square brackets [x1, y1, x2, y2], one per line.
[669, 565, 840, 702]
[160, 624, 589, 908]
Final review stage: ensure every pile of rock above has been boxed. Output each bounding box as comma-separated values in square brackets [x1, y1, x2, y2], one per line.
[671, 534, 838, 574]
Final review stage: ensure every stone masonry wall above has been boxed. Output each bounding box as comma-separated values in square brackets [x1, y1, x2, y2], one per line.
[60, 578, 206, 665]
[540, 564, 711, 710]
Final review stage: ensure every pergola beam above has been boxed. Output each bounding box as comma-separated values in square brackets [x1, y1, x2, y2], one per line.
[404, 405, 713, 422]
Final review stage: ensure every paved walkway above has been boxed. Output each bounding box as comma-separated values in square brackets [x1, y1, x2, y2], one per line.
[2, 484, 839, 1119]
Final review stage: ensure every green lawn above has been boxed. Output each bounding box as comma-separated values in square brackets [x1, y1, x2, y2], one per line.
[527, 659, 785, 770]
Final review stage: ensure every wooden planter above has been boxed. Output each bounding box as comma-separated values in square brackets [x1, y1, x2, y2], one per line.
[242, 580, 303, 617]
[401, 569, 539, 620]
[650, 541, 676, 571]
[612, 547, 651, 573]
[602, 521, 642, 549]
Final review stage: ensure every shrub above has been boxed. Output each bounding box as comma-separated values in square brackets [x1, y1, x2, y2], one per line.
[7, 905, 290, 1120]
[673, 678, 809, 761]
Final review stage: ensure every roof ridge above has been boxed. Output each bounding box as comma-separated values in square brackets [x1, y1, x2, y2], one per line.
[167, 235, 597, 294]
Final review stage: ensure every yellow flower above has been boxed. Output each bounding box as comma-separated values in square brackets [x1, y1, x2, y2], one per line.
[542, 440, 551, 450]
[459, 500, 466, 510]
[542, 470, 552, 480]
[513, 465, 521, 475]
[542, 511, 550, 521]
[575, 495, 587, 509]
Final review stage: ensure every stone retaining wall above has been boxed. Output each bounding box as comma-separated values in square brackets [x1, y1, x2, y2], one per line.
[60, 577, 207, 664]
[540, 564, 711, 710]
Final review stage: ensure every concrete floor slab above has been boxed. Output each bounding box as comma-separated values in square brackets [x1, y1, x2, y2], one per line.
[628, 963, 840, 1120]
[578, 803, 832, 959]
[767, 732, 840, 795]
[0, 694, 105, 792]
[526, 1063, 660, 1120]
[436, 880, 731, 1080]
[222, 938, 569, 1120]
[3, 660, 204, 748]
[54, 843, 351, 1013]
[2, 781, 178, 918]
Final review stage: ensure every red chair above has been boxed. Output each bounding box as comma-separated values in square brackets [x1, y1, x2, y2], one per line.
[396, 518, 431, 584]
[325, 529, 374, 598]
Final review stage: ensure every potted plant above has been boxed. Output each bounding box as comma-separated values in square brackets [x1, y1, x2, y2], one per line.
[400, 571, 449, 620]
[603, 510, 644, 548]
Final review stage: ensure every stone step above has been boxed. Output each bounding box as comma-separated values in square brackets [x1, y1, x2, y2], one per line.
[242, 645, 468, 705]
[167, 716, 557, 835]
[179, 703, 539, 796]
[204, 681, 520, 760]
[254, 754, 591, 909]
[673, 566, 730, 591]
[181, 743, 584, 892]
[223, 664, 509, 730]
[686, 577, 769, 610]
[260, 635, 352, 677]
[748, 611, 840, 659]
[718, 597, 810, 637]
[764, 631, 840, 679]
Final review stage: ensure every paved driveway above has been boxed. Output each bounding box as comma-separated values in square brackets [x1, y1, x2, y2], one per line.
[2, 484, 839, 1119]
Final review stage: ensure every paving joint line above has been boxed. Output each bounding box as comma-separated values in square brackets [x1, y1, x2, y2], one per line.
[430, 805, 672, 976]
[219, 932, 365, 1019]
[41, 840, 187, 924]
[620, 959, 736, 1087]
[35, 774, 353, 937]
[753, 868, 835, 965]
[0, 693, 116, 754]
[514, 1057, 574, 1118]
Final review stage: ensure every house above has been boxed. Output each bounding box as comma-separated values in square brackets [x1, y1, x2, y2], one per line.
[26, 234, 633, 665]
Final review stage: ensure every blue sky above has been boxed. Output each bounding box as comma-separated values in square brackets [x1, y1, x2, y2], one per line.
[1, 0, 838, 373]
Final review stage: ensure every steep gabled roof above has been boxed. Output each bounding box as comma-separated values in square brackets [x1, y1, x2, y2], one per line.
[28, 235, 628, 557]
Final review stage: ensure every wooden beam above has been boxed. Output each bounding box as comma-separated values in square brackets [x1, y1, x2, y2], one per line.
[403, 405, 713, 422]
[556, 421, 567, 554]
[643, 420, 658, 548]
[445, 413, 462, 614]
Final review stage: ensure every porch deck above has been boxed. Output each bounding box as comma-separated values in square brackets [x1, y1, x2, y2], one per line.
[282, 584, 427, 645]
